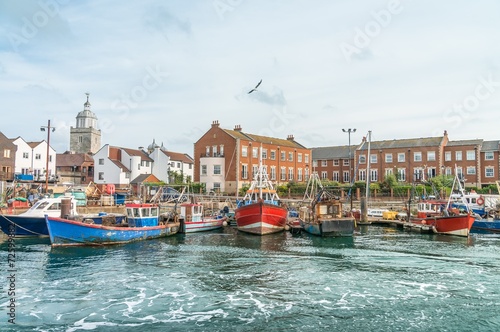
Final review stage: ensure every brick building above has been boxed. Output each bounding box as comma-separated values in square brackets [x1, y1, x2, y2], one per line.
[312, 130, 500, 189]
[194, 120, 311, 194]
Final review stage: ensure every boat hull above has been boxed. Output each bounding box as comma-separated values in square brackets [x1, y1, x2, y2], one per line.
[46, 216, 180, 246]
[0, 215, 49, 237]
[183, 217, 226, 233]
[300, 218, 355, 237]
[0, 213, 127, 237]
[235, 201, 287, 235]
[471, 219, 500, 234]
[414, 214, 475, 237]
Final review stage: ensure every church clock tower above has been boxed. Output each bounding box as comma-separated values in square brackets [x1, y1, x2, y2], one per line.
[70, 93, 102, 154]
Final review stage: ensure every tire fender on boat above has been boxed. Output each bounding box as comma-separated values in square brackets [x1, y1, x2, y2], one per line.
[477, 196, 484, 205]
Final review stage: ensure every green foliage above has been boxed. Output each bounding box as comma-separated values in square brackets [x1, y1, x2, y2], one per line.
[190, 182, 206, 194]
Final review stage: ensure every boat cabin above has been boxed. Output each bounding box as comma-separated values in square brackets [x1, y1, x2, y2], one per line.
[242, 188, 280, 206]
[299, 199, 343, 222]
[126, 203, 159, 227]
[417, 200, 446, 218]
[180, 203, 204, 222]
[22, 196, 78, 217]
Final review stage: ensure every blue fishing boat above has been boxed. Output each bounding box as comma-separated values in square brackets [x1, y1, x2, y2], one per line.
[0, 196, 126, 237]
[471, 218, 500, 234]
[45, 202, 180, 246]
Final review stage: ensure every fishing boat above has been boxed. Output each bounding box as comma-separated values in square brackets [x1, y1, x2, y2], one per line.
[235, 146, 287, 235]
[179, 202, 227, 233]
[298, 172, 355, 237]
[410, 170, 475, 237]
[45, 201, 179, 246]
[0, 196, 126, 237]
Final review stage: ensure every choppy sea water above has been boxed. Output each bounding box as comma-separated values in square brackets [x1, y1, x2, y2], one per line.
[1, 225, 500, 332]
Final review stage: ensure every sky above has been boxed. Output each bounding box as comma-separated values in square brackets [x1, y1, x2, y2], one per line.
[1, 0, 500, 156]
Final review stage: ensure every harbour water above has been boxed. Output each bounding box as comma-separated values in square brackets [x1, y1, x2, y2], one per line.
[1, 225, 500, 331]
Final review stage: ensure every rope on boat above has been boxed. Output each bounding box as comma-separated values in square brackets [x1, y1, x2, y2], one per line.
[0, 214, 47, 236]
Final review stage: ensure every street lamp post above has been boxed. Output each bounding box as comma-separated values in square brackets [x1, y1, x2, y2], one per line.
[40, 120, 55, 194]
[342, 128, 356, 212]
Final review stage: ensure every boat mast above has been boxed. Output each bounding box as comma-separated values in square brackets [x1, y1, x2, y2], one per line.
[259, 144, 263, 199]
[365, 130, 372, 203]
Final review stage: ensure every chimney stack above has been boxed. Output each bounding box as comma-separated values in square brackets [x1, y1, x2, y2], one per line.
[286, 134, 294, 141]
[211, 120, 220, 128]
[234, 125, 242, 131]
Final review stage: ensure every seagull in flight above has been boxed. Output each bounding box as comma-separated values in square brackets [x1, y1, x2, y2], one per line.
[248, 79, 262, 94]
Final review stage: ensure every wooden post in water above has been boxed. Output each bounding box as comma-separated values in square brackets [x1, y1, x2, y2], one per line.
[360, 196, 367, 222]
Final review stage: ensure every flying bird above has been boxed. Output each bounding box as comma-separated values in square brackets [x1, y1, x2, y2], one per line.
[248, 79, 262, 94]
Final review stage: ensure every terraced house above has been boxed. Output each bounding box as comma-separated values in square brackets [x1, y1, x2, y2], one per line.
[313, 130, 500, 189]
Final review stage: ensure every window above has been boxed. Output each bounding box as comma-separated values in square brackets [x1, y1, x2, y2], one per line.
[220, 145, 224, 156]
[281, 151, 286, 161]
[270, 150, 276, 160]
[466, 166, 476, 175]
[370, 154, 377, 164]
[138, 163, 140, 170]
[297, 168, 303, 181]
[321, 171, 327, 180]
[298, 153, 302, 162]
[466, 150, 476, 161]
[445, 151, 451, 161]
[242, 146, 248, 157]
[321, 160, 327, 167]
[370, 169, 378, 182]
[213, 182, 221, 192]
[359, 155, 366, 164]
[252, 166, 258, 179]
[252, 147, 258, 158]
[334, 160, 339, 166]
[288, 167, 294, 180]
[212, 145, 217, 157]
[427, 151, 436, 161]
[280, 167, 286, 181]
[485, 152, 494, 160]
[23, 152, 29, 159]
[206, 146, 210, 156]
[262, 149, 268, 159]
[146, 161, 150, 167]
[99, 158, 104, 165]
[241, 164, 248, 179]
[201, 165, 207, 175]
[288, 152, 293, 161]
[485, 167, 494, 178]
[98, 172, 104, 180]
[312, 160, 318, 168]
[397, 153, 405, 162]
[332, 171, 339, 182]
[177, 162, 180, 168]
[35, 154, 41, 160]
[413, 152, 422, 162]
[456, 151, 462, 161]
[49, 155, 53, 162]
[213, 165, 221, 175]
[385, 154, 393, 163]
[78, 136, 83, 143]
[343, 159, 349, 166]
[270, 166, 276, 180]
[343, 171, 349, 183]
[359, 169, 366, 181]
[305, 154, 309, 163]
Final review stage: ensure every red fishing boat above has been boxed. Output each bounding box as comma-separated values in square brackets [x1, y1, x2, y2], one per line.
[235, 148, 287, 235]
[412, 202, 475, 237]
[410, 170, 475, 237]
